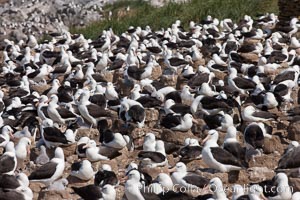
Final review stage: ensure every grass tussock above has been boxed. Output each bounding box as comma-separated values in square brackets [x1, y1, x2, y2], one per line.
[70, 0, 279, 39]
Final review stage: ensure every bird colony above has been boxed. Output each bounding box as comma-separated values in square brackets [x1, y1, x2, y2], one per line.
[0, 0, 106, 41]
[0, 12, 300, 200]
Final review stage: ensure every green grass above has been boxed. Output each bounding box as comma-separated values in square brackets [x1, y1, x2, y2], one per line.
[70, 0, 279, 39]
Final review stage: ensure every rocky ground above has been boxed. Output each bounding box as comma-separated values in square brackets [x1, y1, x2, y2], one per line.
[0, 0, 108, 41]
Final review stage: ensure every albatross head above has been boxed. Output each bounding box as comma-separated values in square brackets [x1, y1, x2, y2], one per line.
[249, 185, 268, 200]
[208, 177, 224, 193]
[144, 133, 155, 142]
[17, 173, 30, 187]
[201, 129, 219, 146]
[127, 169, 141, 182]
[183, 113, 198, 124]
[225, 126, 237, 140]
[102, 185, 116, 200]
[189, 138, 200, 146]
[274, 173, 289, 186]
[155, 140, 166, 155]
[155, 173, 173, 189]
[49, 94, 59, 104]
[2, 125, 14, 136]
[5, 141, 15, 153]
[82, 140, 97, 149]
[168, 162, 187, 173]
[102, 164, 112, 171]
[42, 118, 54, 128]
[54, 147, 64, 160]
[232, 184, 244, 198]
[79, 90, 90, 104]
[244, 105, 256, 114]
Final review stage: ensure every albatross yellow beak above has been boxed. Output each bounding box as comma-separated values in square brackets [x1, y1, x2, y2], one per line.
[201, 134, 211, 146]
[82, 143, 90, 149]
[120, 176, 128, 184]
[192, 118, 199, 124]
[168, 166, 176, 173]
[27, 145, 31, 155]
[260, 193, 268, 200]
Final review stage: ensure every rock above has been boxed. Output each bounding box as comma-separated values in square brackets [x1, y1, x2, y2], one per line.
[240, 53, 259, 63]
[161, 129, 196, 145]
[243, 38, 261, 45]
[160, 74, 177, 87]
[288, 121, 300, 141]
[38, 190, 72, 200]
[263, 135, 284, 154]
[10, 30, 27, 41]
[116, 185, 125, 200]
[195, 169, 229, 184]
[140, 165, 169, 179]
[76, 128, 99, 140]
[117, 78, 133, 97]
[30, 84, 51, 94]
[288, 177, 300, 192]
[248, 154, 280, 169]
[29, 182, 44, 200]
[102, 70, 113, 82]
[61, 143, 77, 157]
[151, 65, 162, 80]
[193, 59, 206, 68]
[248, 167, 275, 182]
[56, 75, 65, 83]
[191, 119, 206, 137]
[277, 121, 289, 130]
[237, 170, 250, 184]
[66, 155, 78, 166]
[112, 69, 123, 83]
[145, 108, 159, 128]
[130, 128, 147, 140]
[213, 71, 227, 81]
[176, 75, 188, 90]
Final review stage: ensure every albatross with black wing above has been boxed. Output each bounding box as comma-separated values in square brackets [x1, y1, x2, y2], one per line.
[160, 113, 197, 132]
[47, 94, 77, 124]
[168, 162, 209, 190]
[277, 144, 300, 169]
[29, 147, 65, 186]
[191, 95, 231, 115]
[72, 184, 116, 200]
[78, 90, 112, 127]
[0, 142, 17, 175]
[40, 119, 76, 148]
[202, 130, 246, 172]
[228, 67, 256, 94]
[179, 138, 202, 161]
[242, 105, 277, 122]
[138, 140, 167, 168]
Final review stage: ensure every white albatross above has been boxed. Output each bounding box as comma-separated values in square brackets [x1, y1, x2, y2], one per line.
[201, 130, 245, 172]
